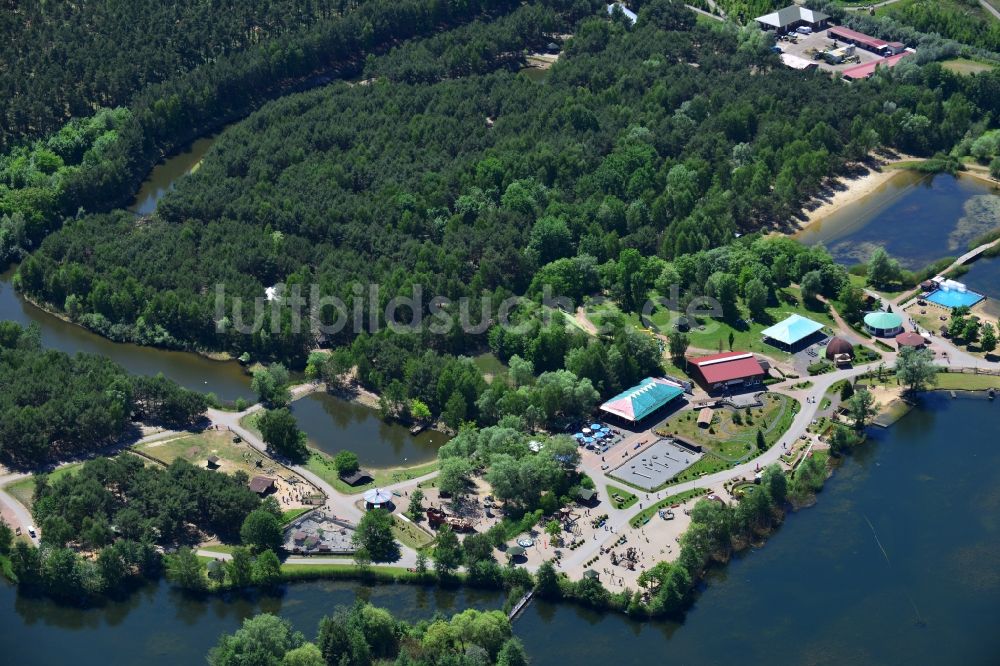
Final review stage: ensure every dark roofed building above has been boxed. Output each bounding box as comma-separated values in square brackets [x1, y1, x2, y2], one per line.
[341, 469, 374, 486]
[824, 337, 855, 361]
[895, 331, 927, 349]
[687, 351, 767, 393]
[206, 455, 220, 469]
[249, 476, 276, 495]
[577, 487, 598, 504]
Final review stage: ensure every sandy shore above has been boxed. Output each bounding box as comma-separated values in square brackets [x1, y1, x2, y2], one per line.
[797, 164, 902, 230]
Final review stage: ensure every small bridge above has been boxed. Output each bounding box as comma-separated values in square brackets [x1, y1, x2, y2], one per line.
[508, 589, 535, 621]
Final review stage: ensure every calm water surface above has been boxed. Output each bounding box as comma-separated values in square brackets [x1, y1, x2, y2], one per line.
[3, 395, 997, 665]
[129, 135, 217, 215]
[958, 254, 1000, 315]
[796, 172, 1000, 270]
[0, 268, 252, 401]
[292, 392, 449, 467]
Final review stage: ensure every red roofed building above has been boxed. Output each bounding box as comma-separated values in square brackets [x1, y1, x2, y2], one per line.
[842, 51, 910, 80]
[687, 352, 767, 394]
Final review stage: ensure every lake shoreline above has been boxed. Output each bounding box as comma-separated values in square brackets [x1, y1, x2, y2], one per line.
[794, 156, 919, 231]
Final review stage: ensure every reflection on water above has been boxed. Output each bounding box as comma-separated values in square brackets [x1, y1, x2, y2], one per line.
[3, 396, 999, 665]
[0, 268, 252, 401]
[129, 135, 217, 215]
[291, 392, 449, 467]
[796, 171, 1000, 270]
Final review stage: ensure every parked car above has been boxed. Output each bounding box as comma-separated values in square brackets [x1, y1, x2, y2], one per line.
[27, 525, 36, 538]
[796, 26, 812, 35]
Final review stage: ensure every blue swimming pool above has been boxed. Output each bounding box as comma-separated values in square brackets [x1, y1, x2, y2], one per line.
[926, 288, 985, 309]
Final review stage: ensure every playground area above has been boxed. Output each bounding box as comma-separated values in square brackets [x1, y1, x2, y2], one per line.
[284, 510, 357, 555]
[136, 430, 321, 510]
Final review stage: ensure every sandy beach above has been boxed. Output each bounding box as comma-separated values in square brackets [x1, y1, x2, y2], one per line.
[796, 162, 904, 230]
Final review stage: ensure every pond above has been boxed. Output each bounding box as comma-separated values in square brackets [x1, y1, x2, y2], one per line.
[291, 392, 450, 467]
[129, 134, 218, 215]
[795, 171, 1000, 271]
[0, 267, 253, 402]
[3, 393, 998, 664]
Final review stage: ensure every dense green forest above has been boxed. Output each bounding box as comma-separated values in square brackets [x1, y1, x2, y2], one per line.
[0, 0, 535, 266]
[16, 2, 998, 361]
[6, 454, 279, 603]
[0, 322, 207, 465]
[881, 0, 1000, 52]
[205, 603, 525, 666]
[0, 0, 359, 151]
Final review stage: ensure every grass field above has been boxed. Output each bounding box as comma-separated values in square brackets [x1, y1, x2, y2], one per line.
[933, 372, 1000, 390]
[942, 58, 997, 75]
[4, 462, 84, 510]
[629, 487, 707, 528]
[583, 286, 837, 362]
[136, 430, 272, 477]
[605, 484, 638, 510]
[304, 451, 440, 495]
[472, 353, 507, 383]
[656, 394, 796, 461]
[391, 515, 435, 550]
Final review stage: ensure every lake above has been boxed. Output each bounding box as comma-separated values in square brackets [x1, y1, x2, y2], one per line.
[0, 268, 253, 402]
[958, 253, 1000, 316]
[3, 393, 997, 664]
[292, 392, 449, 467]
[796, 171, 1000, 271]
[129, 135, 218, 215]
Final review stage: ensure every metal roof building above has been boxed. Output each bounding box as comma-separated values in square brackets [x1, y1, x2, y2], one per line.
[606, 2, 637, 25]
[864, 311, 904, 337]
[842, 51, 911, 80]
[599, 377, 685, 423]
[688, 351, 767, 392]
[755, 5, 829, 32]
[761, 314, 825, 349]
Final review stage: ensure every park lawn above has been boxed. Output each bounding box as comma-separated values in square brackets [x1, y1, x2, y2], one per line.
[933, 372, 1000, 390]
[679, 287, 838, 360]
[391, 514, 435, 550]
[656, 394, 795, 461]
[629, 487, 708, 528]
[4, 462, 84, 510]
[136, 430, 265, 477]
[305, 450, 440, 495]
[472, 352, 507, 383]
[200, 544, 236, 555]
[280, 562, 420, 582]
[582, 299, 644, 332]
[605, 484, 638, 510]
[942, 58, 997, 76]
[281, 507, 312, 523]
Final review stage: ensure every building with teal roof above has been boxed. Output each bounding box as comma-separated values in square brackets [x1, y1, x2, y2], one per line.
[863, 311, 903, 337]
[599, 378, 685, 423]
[760, 313, 826, 350]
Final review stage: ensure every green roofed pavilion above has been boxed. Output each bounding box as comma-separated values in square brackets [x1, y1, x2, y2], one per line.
[599, 378, 685, 422]
[864, 311, 903, 337]
[760, 314, 825, 349]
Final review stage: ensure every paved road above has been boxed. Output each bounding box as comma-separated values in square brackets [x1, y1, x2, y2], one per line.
[0, 471, 34, 542]
[557, 360, 881, 573]
[979, 0, 1000, 21]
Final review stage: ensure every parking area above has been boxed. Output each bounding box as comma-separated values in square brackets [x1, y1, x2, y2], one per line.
[778, 28, 885, 73]
[608, 438, 703, 491]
